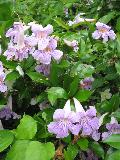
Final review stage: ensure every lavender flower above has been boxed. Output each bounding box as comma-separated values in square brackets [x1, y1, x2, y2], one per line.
[64, 39, 79, 52]
[48, 98, 100, 140]
[0, 107, 20, 120]
[29, 22, 53, 38]
[80, 77, 94, 90]
[32, 36, 63, 64]
[92, 22, 116, 42]
[102, 117, 120, 140]
[68, 13, 95, 26]
[0, 61, 7, 92]
[4, 42, 34, 61]
[73, 98, 100, 141]
[35, 64, 50, 76]
[48, 100, 79, 138]
[4, 22, 34, 61]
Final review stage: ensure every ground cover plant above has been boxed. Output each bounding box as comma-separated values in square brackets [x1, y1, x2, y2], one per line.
[0, 0, 120, 160]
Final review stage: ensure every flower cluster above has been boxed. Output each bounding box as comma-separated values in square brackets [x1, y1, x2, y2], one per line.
[80, 77, 94, 90]
[102, 117, 120, 140]
[0, 107, 20, 120]
[68, 13, 95, 26]
[48, 98, 100, 141]
[4, 22, 63, 74]
[92, 22, 116, 42]
[28, 22, 63, 65]
[64, 39, 79, 52]
[0, 61, 7, 92]
[4, 22, 33, 61]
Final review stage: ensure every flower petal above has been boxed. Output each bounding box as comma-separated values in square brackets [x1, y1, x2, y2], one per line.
[73, 98, 84, 113]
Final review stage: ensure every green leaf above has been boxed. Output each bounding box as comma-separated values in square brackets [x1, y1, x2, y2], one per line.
[54, 18, 69, 30]
[6, 71, 20, 81]
[103, 134, 120, 149]
[77, 138, 89, 151]
[6, 140, 30, 160]
[69, 76, 79, 97]
[92, 78, 104, 89]
[75, 90, 92, 102]
[15, 115, 37, 140]
[106, 150, 120, 160]
[63, 135, 71, 144]
[27, 72, 49, 85]
[116, 17, 120, 32]
[0, 0, 12, 21]
[47, 87, 68, 105]
[24, 141, 55, 160]
[58, 60, 70, 68]
[6, 140, 55, 160]
[100, 94, 120, 112]
[116, 33, 120, 54]
[35, 92, 47, 104]
[64, 144, 78, 160]
[99, 12, 116, 24]
[91, 142, 104, 159]
[0, 56, 17, 69]
[0, 130, 14, 152]
[115, 62, 120, 75]
[71, 63, 94, 78]
[112, 110, 120, 121]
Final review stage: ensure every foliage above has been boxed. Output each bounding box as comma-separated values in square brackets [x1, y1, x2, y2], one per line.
[0, 0, 120, 160]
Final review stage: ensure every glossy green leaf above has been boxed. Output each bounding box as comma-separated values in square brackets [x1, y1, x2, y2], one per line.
[47, 87, 68, 105]
[0, 130, 14, 152]
[6, 71, 20, 81]
[15, 115, 37, 140]
[91, 142, 104, 159]
[115, 62, 120, 75]
[6, 140, 55, 160]
[54, 18, 69, 30]
[27, 72, 49, 85]
[64, 144, 78, 160]
[75, 90, 92, 102]
[116, 17, 120, 32]
[69, 76, 79, 97]
[99, 12, 116, 23]
[106, 150, 120, 160]
[103, 134, 120, 149]
[71, 63, 94, 78]
[77, 138, 88, 151]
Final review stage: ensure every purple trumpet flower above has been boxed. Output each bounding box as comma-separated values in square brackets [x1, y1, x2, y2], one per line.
[4, 22, 35, 61]
[80, 77, 94, 90]
[48, 100, 79, 138]
[0, 107, 20, 120]
[73, 98, 100, 141]
[92, 22, 116, 42]
[32, 37, 63, 64]
[102, 117, 120, 140]
[48, 98, 100, 141]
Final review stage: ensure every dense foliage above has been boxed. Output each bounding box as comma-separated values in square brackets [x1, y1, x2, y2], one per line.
[0, 0, 120, 160]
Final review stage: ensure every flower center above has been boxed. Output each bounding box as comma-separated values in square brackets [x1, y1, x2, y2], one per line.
[99, 28, 108, 33]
